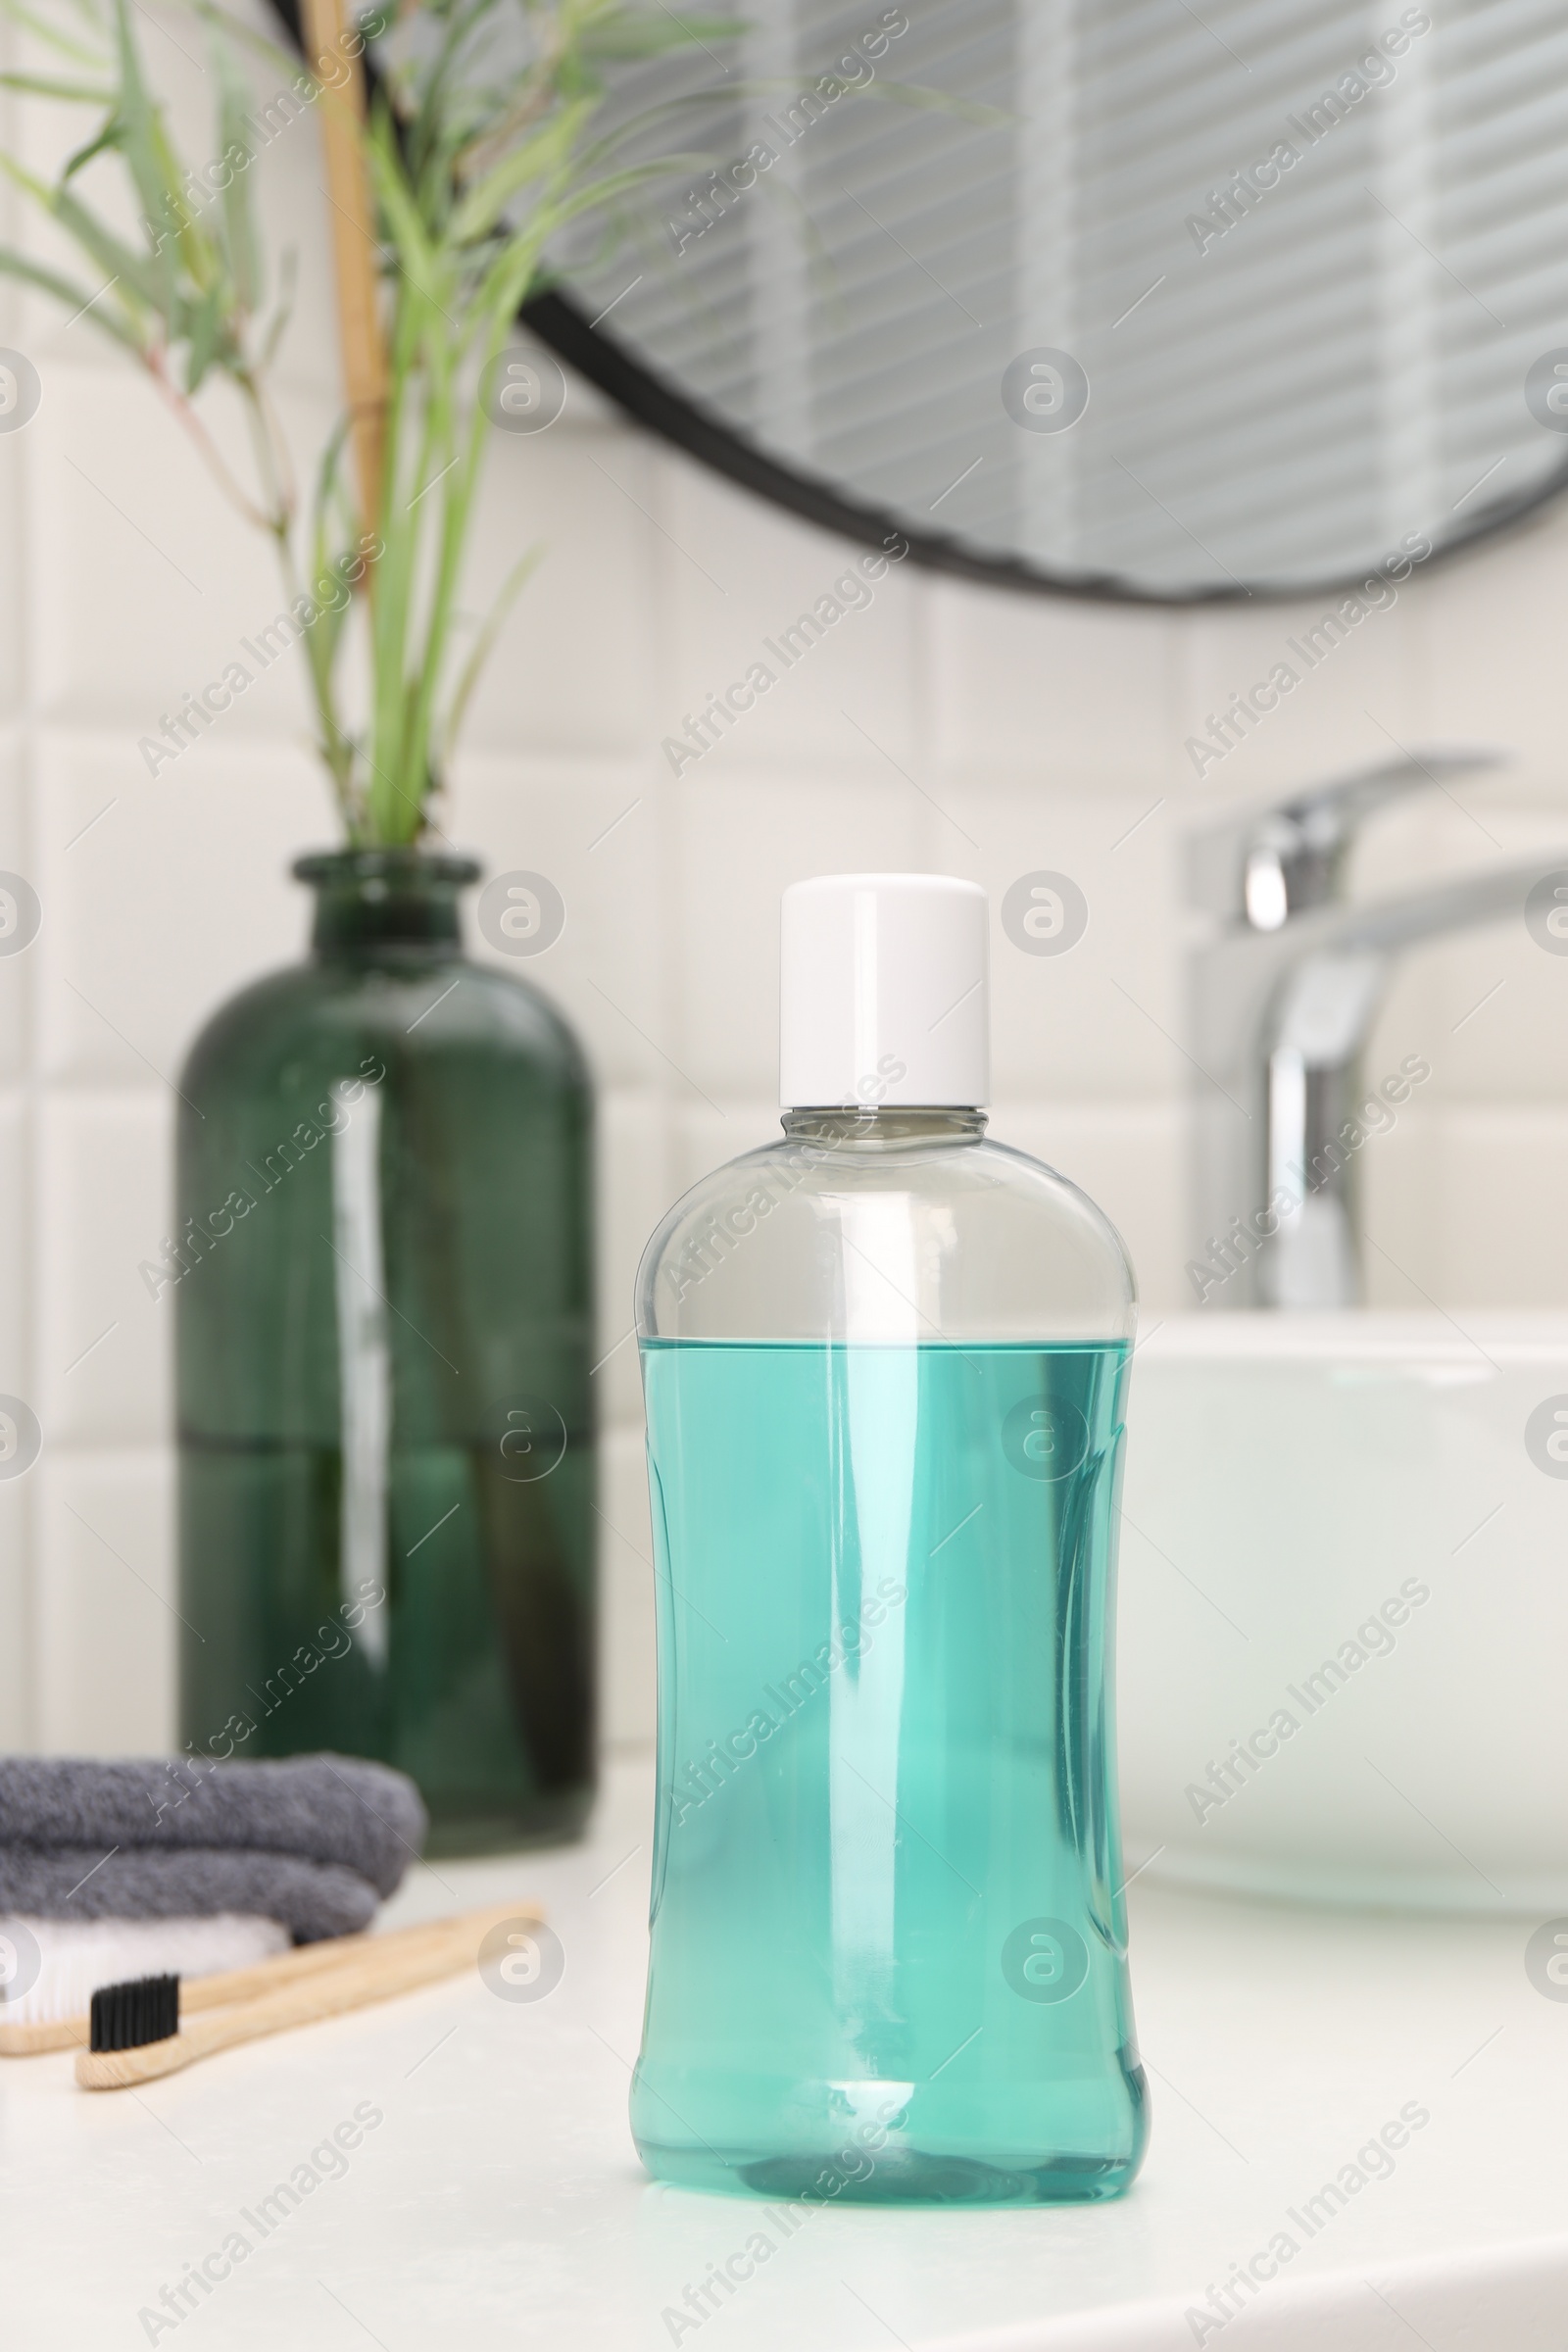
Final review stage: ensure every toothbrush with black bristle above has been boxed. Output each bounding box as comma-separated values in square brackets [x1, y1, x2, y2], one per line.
[90, 1974, 180, 2056]
[74, 1901, 544, 2089]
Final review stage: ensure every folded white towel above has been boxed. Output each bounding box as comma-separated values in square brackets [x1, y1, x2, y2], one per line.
[0, 1913, 289, 2027]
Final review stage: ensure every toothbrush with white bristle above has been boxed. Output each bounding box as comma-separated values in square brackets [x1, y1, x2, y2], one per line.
[1, 1899, 537, 2056]
[0, 1914, 289, 2051]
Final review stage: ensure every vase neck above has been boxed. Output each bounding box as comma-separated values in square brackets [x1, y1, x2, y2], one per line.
[294, 850, 480, 956]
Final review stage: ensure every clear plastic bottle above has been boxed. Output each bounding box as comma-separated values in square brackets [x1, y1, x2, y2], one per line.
[630, 874, 1148, 2204]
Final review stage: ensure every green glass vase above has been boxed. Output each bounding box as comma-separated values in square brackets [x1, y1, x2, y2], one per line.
[172, 850, 596, 1855]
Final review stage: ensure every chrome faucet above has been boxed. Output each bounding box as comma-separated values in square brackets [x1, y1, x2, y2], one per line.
[1185, 748, 1563, 1309]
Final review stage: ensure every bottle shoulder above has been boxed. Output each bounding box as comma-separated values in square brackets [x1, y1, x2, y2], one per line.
[179, 952, 590, 1102]
[638, 1126, 1136, 1343]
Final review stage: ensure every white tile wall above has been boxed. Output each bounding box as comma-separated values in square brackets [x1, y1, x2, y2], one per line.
[4, 2, 1568, 1760]
[35, 1452, 176, 1754]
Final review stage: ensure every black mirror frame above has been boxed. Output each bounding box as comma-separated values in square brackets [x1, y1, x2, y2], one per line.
[267, 0, 1568, 610]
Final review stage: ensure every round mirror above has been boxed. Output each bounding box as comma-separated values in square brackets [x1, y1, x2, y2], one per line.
[520, 0, 1568, 603]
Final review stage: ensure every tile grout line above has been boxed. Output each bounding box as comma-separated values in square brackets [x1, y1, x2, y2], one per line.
[17, 305, 40, 1751]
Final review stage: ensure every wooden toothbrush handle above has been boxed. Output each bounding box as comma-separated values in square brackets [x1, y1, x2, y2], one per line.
[180, 1899, 537, 2012]
[74, 1904, 543, 2089]
[4, 1899, 539, 2058]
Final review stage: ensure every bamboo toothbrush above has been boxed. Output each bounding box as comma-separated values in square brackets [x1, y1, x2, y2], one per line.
[75, 1898, 542, 2089]
[2, 1900, 533, 2058]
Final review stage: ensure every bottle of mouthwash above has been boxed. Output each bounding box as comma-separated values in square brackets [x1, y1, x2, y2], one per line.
[630, 873, 1148, 2204]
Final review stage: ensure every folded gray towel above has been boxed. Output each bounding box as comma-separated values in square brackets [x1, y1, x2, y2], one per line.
[0, 1847, 385, 1942]
[0, 1754, 424, 1900]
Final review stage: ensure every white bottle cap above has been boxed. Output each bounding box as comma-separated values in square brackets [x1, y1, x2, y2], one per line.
[779, 872, 990, 1109]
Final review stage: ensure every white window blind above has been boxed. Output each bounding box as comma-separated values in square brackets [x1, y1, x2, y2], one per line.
[549, 0, 1568, 596]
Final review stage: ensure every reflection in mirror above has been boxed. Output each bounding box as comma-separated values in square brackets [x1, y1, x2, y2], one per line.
[528, 0, 1568, 602]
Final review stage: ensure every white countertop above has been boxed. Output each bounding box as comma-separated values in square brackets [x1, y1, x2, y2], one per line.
[4, 1758, 1566, 2350]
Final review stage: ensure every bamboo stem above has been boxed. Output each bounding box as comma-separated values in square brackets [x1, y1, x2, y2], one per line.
[301, 0, 387, 538]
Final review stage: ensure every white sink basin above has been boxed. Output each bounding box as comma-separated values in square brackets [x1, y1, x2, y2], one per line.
[1119, 1314, 1568, 1912]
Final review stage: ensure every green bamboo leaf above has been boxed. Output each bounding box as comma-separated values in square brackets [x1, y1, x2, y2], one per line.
[0, 73, 117, 102]
[44, 177, 178, 319]
[561, 89, 762, 180]
[309, 414, 355, 586]
[849, 78, 1010, 128]
[213, 34, 260, 311]
[257, 248, 299, 369]
[0, 247, 144, 354]
[448, 94, 597, 246]
[61, 115, 127, 182]
[0, 151, 171, 319]
[575, 74, 987, 184]
[307, 565, 354, 679]
[365, 114, 448, 309]
[184, 0, 303, 80]
[577, 11, 747, 61]
[470, 220, 552, 331]
[181, 284, 225, 393]
[2, 3, 105, 70]
[546, 153, 725, 233]
[439, 542, 542, 760]
[406, 0, 498, 171]
[108, 0, 184, 313]
[0, 150, 67, 211]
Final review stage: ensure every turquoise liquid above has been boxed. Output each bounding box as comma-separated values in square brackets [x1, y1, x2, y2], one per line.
[631, 1339, 1148, 2205]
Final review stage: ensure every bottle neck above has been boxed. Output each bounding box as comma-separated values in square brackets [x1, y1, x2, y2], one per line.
[781, 1106, 988, 1149]
[294, 849, 480, 956]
